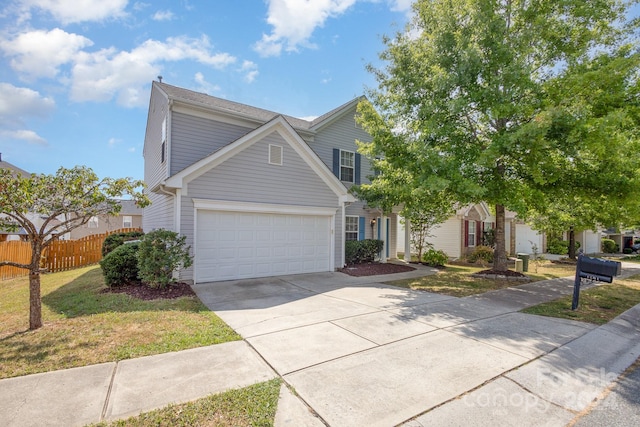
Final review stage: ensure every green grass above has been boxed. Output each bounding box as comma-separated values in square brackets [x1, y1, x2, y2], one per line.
[521, 274, 640, 324]
[90, 378, 282, 427]
[0, 266, 241, 379]
[385, 261, 576, 297]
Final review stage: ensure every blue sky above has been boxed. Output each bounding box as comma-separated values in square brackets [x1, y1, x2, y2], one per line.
[0, 0, 412, 180]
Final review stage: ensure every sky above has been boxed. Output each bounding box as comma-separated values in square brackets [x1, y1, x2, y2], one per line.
[0, 0, 413, 181]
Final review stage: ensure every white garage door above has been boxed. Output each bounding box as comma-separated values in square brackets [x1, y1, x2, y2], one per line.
[195, 210, 332, 282]
[515, 224, 543, 254]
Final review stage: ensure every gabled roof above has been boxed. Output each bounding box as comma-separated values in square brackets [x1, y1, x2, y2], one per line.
[118, 200, 144, 215]
[0, 159, 30, 178]
[162, 115, 355, 202]
[154, 81, 363, 134]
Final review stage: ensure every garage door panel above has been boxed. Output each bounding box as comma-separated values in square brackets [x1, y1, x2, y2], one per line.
[196, 210, 332, 282]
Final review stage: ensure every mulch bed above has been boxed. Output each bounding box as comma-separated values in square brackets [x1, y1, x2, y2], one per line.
[339, 262, 415, 277]
[472, 269, 530, 281]
[101, 281, 196, 300]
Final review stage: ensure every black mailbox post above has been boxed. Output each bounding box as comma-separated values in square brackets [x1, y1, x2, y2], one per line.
[572, 254, 621, 310]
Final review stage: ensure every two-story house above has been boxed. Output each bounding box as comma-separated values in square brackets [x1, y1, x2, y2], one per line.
[142, 81, 398, 283]
[69, 200, 143, 240]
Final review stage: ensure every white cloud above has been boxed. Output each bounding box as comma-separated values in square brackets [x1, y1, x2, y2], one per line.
[194, 72, 220, 94]
[108, 137, 121, 147]
[254, 0, 357, 57]
[152, 10, 174, 21]
[298, 115, 318, 121]
[70, 36, 236, 107]
[388, 0, 412, 12]
[239, 60, 259, 83]
[0, 28, 93, 79]
[0, 129, 47, 145]
[0, 83, 55, 123]
[22, 0, 129, 24]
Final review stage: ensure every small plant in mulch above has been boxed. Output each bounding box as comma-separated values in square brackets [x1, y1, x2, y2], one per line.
[340, 262, 415, 277]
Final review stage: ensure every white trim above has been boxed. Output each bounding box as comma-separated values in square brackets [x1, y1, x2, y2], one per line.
[174, 189, 182, 233]
[192, 199, 338, 216]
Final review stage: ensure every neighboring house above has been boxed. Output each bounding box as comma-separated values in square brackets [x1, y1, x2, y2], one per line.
[142, 81, 398, 283]
[398, 202, 603, 258]
[69, 200, 143, 240]
[397, 203, 545, 259]
[0, 156, 32, 242]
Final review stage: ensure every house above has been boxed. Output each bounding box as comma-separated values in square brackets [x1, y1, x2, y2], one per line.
[397, 203, 546, 259]
[69, 200, 143, 240]
[142, 81, 398, 283]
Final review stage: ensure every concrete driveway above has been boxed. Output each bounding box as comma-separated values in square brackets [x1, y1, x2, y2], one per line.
[192, 268, 603, 427]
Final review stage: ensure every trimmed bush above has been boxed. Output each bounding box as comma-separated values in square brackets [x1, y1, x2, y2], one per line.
[422, 249, 448, 267]
[99, 242, 140, 287]
[468, 245, 494, 263]
[623, 248, 633, 254]
[102, 230, 145, 256]
[602, 239, 618, 254]
[345, 239, 384, 265]
[547, 239, 568, 255]
[137, 229, 193, 288]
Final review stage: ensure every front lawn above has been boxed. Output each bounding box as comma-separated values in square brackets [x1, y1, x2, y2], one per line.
[385, 261, 576, 297]
[91, 379, 282, 427]
[0, 265, 241, 379]
[521, 274, 640, 324]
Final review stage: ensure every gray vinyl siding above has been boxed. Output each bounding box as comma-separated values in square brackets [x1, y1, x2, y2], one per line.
[143, 87, 170, 192]
[142, 192, 174, 232]
[142, 86, 174, 232]
[177, 130, 342, 280]
[187, 131, 339, 207]
[170, 112, 253, 175]
[312, 108, 374, 187]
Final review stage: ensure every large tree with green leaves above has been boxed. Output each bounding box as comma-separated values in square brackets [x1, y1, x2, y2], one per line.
[358, 0, 639, 271]
[0, 166, 149, 330]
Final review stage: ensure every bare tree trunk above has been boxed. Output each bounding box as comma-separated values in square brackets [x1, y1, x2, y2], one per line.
[493, 204, 509, 271]
[29, 244, 43, 330]
[29, 270, 42, 330]
[568, 226, 576, 260]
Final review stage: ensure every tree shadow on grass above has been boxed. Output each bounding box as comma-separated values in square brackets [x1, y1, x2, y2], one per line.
[41, 267, 208, 318]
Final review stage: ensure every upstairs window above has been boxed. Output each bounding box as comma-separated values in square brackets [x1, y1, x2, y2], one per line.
[269, 144, 283, 166]
[123, 216, 132, 228]
[88, 216, 99, 229]
[340, 150, 355, 183]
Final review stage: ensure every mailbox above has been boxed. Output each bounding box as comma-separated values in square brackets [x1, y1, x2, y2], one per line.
[572, 255, 621, 310]
[577, 256, 621, 283]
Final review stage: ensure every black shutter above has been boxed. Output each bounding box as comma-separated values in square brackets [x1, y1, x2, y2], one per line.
[332, 148, 340, 178]
[355, 153, 361, 184]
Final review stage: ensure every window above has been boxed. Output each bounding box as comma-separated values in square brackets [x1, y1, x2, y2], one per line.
[268, 144, 283, 165]
[345, 216, 359, 241]
[340, 150, 355, 182]
[468, 220, 476, 247]
[88, 216, 99, 229]
[123, 216, 133, 228]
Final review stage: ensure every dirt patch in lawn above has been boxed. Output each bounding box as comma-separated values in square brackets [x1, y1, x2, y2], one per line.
[101, 281, 196, 300]
[340, 262, 415, 277]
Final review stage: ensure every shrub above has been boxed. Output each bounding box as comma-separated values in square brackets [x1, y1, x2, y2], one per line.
[602, 239, 619, 254]
[137, 229, 193, 288]
[99, 242, 140, 287]
[467, 245, 494, 263]
[102, 230, 145, 256]
[623, 248, 633, 254]
[422, 249, 448, 267]
[345, 239, 384, 265]
[547, 239, 568, 255]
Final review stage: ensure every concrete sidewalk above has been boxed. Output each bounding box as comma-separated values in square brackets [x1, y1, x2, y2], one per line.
[1, 262, 639, 426]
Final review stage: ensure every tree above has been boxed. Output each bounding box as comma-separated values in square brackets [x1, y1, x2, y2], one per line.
[403, 194, 453, 262]
[359, 0, 639, 271]
[0, 166, 149, 330]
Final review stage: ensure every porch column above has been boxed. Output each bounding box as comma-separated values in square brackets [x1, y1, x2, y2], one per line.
[380, 214, 388, 263]
[404, 217, 412, 262]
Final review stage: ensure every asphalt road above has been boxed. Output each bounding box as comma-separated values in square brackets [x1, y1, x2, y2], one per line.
[572, 357, 640, 426]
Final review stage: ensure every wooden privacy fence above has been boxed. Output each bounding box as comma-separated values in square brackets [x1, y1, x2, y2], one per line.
[0, 228, 143, 281]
